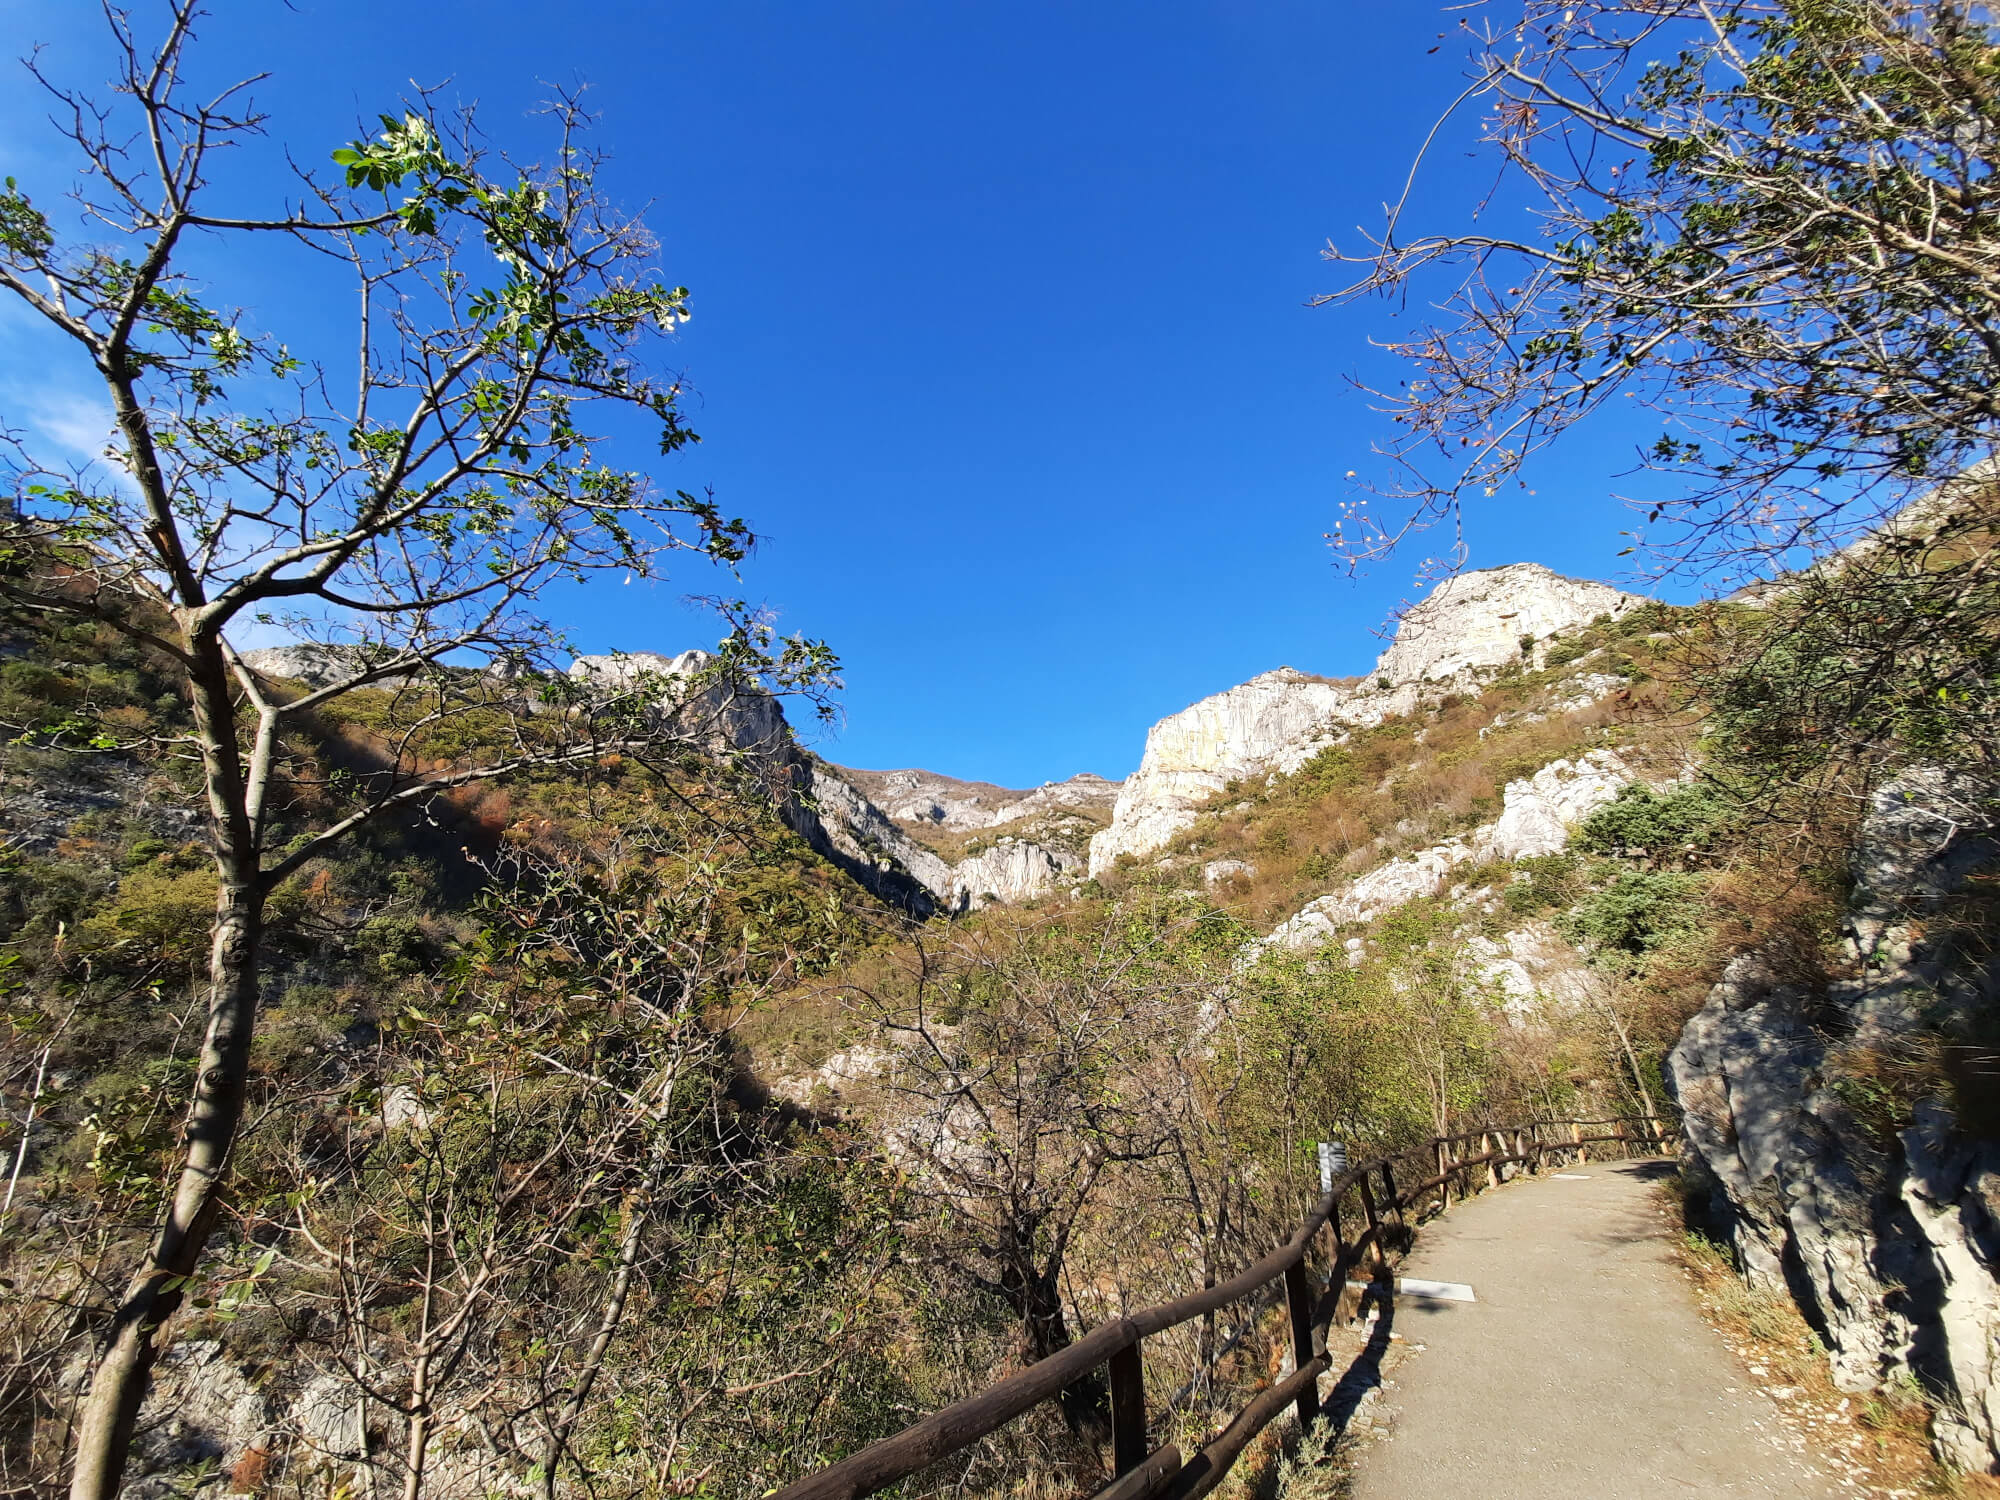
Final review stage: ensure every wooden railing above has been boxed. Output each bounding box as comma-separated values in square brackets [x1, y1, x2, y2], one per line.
[771, 1115, 1680, 1500]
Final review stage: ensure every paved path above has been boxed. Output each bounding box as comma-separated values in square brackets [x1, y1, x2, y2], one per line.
[1345, 1159, 1835, 1500]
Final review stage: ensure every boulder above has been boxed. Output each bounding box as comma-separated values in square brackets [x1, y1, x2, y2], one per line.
[1666, 768, 2000, 1470]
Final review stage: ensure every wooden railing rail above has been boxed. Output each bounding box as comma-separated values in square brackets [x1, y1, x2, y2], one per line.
[770, 1115, 1679, 1500]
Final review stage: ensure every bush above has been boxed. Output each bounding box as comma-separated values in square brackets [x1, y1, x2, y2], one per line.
[1292, 746, 1361, 793]
[1502, 852, 1584, 916]
[1558, 869, 1705, 956]
[74, 865, 219, 967]
[1575, 782, 1728, 859]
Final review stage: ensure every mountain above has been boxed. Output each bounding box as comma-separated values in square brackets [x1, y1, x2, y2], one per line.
[1088, 563, 1647, 876]
[530, 564, 1648, 911]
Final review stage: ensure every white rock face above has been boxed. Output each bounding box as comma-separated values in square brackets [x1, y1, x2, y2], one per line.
[771, 1042, 892, 1110]
[1480, 749, 1635, 861]
[1258, 751, 1635, 955]
[1667, 768, 2000, 1469]
[1465, 921, 1597, 1025]
[1089, 669, 1375, 876]
[950, 839, 1082, 909]
[1203, 858, 1255, 886]
[570, 649, 791, 758]
[242, 643, 420, 689]
[1088, 565, 1643, 877]
[845, 767, 1121, 833]
[1373, 563, 1642, 684]
[793, 759, 957, 908]
[1263, 837, 1480, 951]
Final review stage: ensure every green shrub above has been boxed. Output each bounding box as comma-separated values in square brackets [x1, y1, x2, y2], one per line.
[1293, 745, 1361, 793]
[74, 865, 219, 966]
[1502, 852, 1584, 916]
[1575, 782, 1729, 858]
[1558, 869, 1705, 955]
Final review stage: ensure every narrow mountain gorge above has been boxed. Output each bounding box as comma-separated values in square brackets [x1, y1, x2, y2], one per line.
[7, 555, 1998, 1494]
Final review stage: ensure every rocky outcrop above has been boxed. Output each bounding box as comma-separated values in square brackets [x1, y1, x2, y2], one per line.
[571, 649, 793, 759]
[1666, 768, 2000, 1471]
[565, 651, 957, 914]
[242, 642, 421, 689]
[1089, 669, 1377, 875]
[1482, 748, 1636, 860]
[1465, 921, 1596, 1024]
[1374, 563, 1641, 683]
[840, 766, 1120, 833]
[949, 838, 1083, 909]
[789, 758, 957, 914]
[1260, 751, 1636, 952]
[1088, 564, 1645, 876]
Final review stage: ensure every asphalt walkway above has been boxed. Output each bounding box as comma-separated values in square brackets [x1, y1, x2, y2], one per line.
[1343, 1158, 1836, 1499]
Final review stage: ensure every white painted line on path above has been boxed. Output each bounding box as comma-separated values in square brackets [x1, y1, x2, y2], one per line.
[1552, 1173, 1593, 1179]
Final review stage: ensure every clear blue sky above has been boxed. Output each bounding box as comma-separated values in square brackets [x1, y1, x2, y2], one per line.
[1, 1, 1675, 786]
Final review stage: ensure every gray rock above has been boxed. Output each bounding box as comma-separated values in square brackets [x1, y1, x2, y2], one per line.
[1374, 562, 1642, 684]
[1088, 564, 1643, 877]
[1666, 768, 2000, 1470]
[242, 642, 421, 689]
[950, 839, 1083, 908]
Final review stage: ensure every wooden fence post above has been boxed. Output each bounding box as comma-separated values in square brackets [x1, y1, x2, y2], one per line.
[1356, 1173, 1388, 1273]
[1436, 1140, 1452, 1211]
[1108, 1342, 1146, 1477]
[1572, 1119, 1585, 1165]
[1284, 1260, 1318, 1432]
[1380, 1161, 1405, 1233]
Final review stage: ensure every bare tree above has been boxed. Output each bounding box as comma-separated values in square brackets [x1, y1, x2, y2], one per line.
[1320, 1, 2000, 589]
[282, 824, 794, 1500]
[850, 909, 1202, 1427]
[0, 10, 830, 1496]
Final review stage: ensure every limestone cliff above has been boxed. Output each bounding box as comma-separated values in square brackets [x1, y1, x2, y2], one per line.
[1088, 669, 1378, 876]
[565, 655, 1105, 915]
[1375, 562, 1640, 683]
[1089, 563, 1646, 876]
[836, 766, 1120, 833]
[949, 837, 1085, 908]
[1667, 769, 2000, 1472]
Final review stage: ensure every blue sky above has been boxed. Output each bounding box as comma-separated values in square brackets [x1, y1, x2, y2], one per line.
[1, 1, 1677, 786]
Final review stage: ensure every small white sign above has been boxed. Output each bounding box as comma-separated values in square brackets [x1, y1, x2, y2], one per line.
[1349, 1278, 1477, 1303]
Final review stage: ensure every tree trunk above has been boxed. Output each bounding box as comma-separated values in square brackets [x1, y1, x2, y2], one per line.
[67, 876, 264, 1500]
[1589, 984, 1660, 1138]
[998, 1255, 1105, 1432]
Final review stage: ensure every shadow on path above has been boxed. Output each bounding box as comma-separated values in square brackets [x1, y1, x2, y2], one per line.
[1317, 1277, 1396, 1434]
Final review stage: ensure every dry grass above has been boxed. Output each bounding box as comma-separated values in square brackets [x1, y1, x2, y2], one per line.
[1108, 653, 1688, 933]
[1663, 1187, 1998, 1498]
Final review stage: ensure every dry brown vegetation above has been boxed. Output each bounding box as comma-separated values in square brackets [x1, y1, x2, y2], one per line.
[1094, 621, 1696, 937]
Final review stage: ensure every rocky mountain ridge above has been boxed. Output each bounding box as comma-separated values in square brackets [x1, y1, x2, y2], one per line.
[831, 766, 1120, 834]
[248, 563, 1647, 918]
[1088, 563, 1647, 876]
